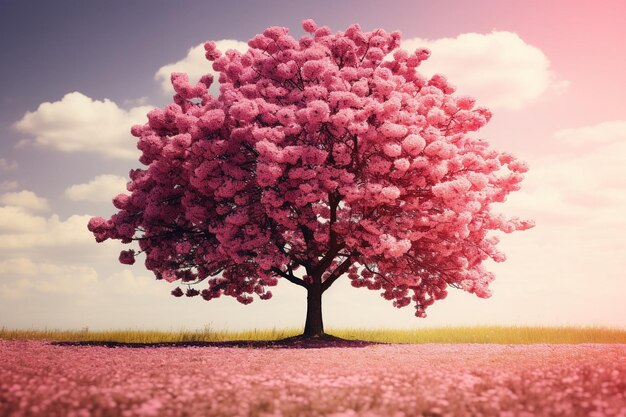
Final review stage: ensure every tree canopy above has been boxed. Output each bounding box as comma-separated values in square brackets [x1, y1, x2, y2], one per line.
[89, 20, 533, 335]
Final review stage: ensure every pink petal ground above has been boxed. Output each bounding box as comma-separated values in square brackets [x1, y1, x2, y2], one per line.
[1, 341, 624, 416]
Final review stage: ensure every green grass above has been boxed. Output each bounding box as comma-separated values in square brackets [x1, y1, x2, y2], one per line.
[1, 326, 625, 344]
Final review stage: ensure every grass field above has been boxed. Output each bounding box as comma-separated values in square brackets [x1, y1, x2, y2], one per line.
[1, 325, 624, 344]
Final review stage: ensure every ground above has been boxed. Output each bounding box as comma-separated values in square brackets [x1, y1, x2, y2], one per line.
[1, 340, 624, 416]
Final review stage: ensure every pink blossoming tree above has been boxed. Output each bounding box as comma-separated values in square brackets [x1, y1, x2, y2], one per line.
[89, 20, 533, 337]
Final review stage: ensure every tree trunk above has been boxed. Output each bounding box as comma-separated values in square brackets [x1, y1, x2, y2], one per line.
[303, 284, 324, 337]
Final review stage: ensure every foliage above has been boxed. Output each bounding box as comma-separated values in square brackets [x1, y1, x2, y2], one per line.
[89, 19, 533, 320]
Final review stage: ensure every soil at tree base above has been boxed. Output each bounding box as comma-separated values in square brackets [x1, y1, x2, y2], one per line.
[52, 333, 380, 349]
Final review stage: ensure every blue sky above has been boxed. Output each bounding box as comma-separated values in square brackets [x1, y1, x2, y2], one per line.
[1, 0, 625, 331]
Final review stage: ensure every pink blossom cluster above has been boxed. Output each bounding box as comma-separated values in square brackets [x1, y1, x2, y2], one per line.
[89, 20, 533, 317]
[1, 341, 624, 416]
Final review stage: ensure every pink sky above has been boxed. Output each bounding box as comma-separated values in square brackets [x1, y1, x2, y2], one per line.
[0, 0, 625, 330]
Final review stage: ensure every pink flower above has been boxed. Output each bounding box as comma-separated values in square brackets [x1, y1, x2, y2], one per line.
[130, 124, 144, 137]
[508, 159, 529, 173]
[306, 100, 330, 123]
[383, 143, 402, 157]
[118, 250, 136, 265]
[492, 252, 507, 262]
[456, 95, 476, 110]
[379, 122, 408, 139]
[302, 19, 318, 33]
[203, 41, 221, 60]
[175, 242, 192, 255]
[402, 134, 426, 156]
[162, 271, 178, 283]
[87, 217, 106, 232]
[302, 60, 326, 80]
[256, 163, 283, 186]
[230, 100, 259, 123]
[380, 185, 401, 200]
[394, 158, 410, 171]
[198, 109, 225, 131]
[416, 47, 431, 60]
[112, 194, 131, 210]
[276, 108, 296, 125]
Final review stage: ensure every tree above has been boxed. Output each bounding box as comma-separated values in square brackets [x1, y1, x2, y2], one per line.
[89, 20, 534, 338]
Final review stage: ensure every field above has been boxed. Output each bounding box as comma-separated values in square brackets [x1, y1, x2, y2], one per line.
[1, 327, 625, 417]
[2, 325, 626, 344]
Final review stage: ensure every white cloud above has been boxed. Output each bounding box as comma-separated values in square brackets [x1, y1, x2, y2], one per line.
[0, 158, 17, 171]
[0, 206, 47, 233]
[0, 257, 164, 301]
[14, 92, 153, 159]
[0, 258, 98, 299]
[401, 31, 566, 110]
[0, 190, 49, 212]
[101, 270, 163, 296]
[501, 122, 626, 227]
[0, 208, 93, 249]
[154, 40, 249, 95]
[154, 33, 564, 110]
[554, 120, 626, 146]
[490, 121, 626, 325]
[65, 174, 128, 203]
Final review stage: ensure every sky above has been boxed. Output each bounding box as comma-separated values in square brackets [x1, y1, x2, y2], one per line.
[1, 0, 625, 332]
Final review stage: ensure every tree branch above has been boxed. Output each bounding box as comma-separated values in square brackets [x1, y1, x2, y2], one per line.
[314, 192, 342, 275]
[271, 266, 309, 289]
[321, 253, 354, 293]
[275, 237, 311, 270]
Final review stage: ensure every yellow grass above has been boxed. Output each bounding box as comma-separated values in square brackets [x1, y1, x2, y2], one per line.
[1, 326, 625, 344]
[0, 327, 300, 343]
[331, 326, 626, 344]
